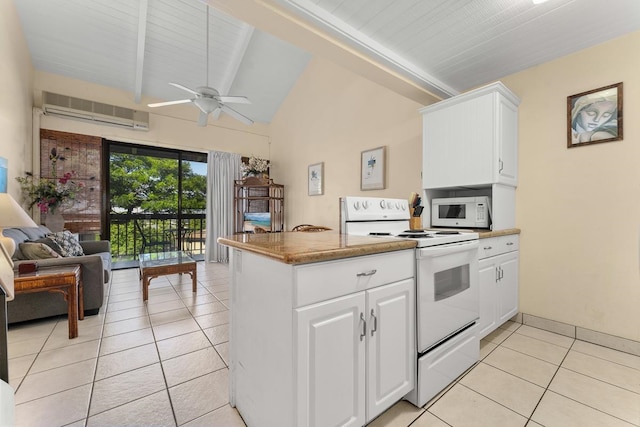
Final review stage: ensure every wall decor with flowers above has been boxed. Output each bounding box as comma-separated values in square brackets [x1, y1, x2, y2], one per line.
[16, 130, 102, 233]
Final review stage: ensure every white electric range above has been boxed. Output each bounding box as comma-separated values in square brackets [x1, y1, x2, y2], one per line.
[340, 196, 481, 407]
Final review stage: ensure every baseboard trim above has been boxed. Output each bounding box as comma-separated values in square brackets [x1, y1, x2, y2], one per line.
[511, 312, 640, 357]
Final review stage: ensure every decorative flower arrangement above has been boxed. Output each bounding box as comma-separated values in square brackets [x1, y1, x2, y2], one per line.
[242, 156, 270, 177]
[16, 148, 84, 214]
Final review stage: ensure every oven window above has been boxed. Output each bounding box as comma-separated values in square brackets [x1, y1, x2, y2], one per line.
[439, 204, 465, 219]
[434, 264, 470, 301]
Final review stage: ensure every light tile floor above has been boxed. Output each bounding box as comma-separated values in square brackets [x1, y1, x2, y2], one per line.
[7, 262, 640, 426]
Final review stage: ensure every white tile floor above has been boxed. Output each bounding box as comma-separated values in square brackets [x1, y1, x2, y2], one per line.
[7, 261, 640, 427]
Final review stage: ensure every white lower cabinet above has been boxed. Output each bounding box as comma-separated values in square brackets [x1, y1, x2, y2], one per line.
[295, 279, 415, 426]
[230, 249, 415, 427]
[477, 235, 519, 339]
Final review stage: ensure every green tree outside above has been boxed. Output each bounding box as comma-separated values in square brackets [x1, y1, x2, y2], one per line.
[109, 153, 206, 258]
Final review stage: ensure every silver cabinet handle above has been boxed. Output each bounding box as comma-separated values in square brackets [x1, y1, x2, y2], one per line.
[357, 269, 377, 277]
[360, 312, 366, 341]
[506, 242, 514, 246]
[499, 158, 504, 173]
[370, 309, 377, 336]
[484, 246, 493, 250]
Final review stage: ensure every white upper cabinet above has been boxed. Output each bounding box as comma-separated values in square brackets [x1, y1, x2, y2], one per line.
[421, 82, 520, 189]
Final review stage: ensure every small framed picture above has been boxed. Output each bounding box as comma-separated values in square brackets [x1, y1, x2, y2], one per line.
[361, 146, 385, 190]
[567, 82, 623, 148]
[308, 162, 324, 196]
[0, 157, 7, 193]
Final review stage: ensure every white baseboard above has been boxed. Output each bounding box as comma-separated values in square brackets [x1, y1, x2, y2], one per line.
[510, 313, 640, 357]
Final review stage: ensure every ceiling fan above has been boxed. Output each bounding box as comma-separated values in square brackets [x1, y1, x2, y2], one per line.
[147, 7, 253, 126]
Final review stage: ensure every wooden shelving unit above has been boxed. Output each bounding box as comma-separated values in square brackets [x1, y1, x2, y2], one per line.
[234, 177, 284, 234]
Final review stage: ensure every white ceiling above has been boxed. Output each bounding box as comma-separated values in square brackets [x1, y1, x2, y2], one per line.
[13, 0, 640, 125]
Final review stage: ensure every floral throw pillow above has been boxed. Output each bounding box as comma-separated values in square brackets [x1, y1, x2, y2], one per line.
[46, 231, 85, 257]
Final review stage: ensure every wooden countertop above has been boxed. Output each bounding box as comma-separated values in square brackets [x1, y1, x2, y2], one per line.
[218, 232, 416, 265]
[477, 228, 520, 239]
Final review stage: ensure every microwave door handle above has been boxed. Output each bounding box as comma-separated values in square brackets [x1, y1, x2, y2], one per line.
[417, 240, 479, 258]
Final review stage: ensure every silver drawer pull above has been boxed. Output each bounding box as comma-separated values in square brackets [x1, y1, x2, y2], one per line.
[483, 246, 493, 250]
[506, 242, 514, 246]
[357, 269, 377, 277]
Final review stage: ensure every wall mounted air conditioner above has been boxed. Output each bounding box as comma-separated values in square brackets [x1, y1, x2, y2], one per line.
[42, 92, 149, 131]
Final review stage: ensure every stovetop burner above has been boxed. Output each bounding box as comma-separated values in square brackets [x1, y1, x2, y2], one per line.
[397, 233, 433, 238]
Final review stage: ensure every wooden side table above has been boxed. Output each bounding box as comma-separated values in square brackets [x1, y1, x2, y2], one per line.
[14, 265, 83, 339]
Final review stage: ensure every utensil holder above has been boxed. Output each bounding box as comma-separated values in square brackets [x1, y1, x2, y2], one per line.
[409, 208, 422, 230]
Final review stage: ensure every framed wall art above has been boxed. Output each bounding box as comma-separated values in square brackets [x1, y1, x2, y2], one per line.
[308, 162, 324, 196]
[0, 157, 7, 193]
[361, 146, 385, 190]
[567, 82, 623, 148]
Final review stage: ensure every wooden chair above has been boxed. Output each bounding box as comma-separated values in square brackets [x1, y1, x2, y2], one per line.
[291, 224, 332, 232]
[184, 228, 206, 253]
[135, 220, 172, 254]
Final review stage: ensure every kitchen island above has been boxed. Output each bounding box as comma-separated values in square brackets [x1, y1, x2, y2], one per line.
[218, 231, 417, 427]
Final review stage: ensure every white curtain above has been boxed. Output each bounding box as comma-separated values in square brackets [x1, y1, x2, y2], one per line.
[205, 151, 242, 263]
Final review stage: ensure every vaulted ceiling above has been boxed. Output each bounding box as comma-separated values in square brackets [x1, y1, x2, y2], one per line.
[14, 0, 640, 125]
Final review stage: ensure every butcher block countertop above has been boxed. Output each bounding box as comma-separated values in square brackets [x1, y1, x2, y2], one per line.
[217, 231, 416, 265]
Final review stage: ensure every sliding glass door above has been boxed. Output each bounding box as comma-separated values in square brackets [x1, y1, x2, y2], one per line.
[105, 141, 207, 268]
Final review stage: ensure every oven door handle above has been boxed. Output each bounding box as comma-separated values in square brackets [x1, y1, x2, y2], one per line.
[417, 240, 479, 258]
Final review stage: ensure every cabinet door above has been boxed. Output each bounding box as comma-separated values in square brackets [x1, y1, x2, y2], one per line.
[366, 279, 415, 422]
[496, 95, 518, 186]
[422, 94, 494, 189]
[497, 251, 519, 323]
[295, 293, 366, 427]
[477, 257, 498, 339]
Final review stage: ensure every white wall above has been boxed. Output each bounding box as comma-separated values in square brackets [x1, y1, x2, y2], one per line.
[501, 31, 640, 341]
[0, 0, 33, 199]
[269, 57, 425, 230]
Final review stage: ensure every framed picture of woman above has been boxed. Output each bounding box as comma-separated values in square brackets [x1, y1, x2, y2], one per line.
[567, 82, 623, 148]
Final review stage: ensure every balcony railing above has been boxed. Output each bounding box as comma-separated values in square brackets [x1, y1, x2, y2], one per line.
[109, 213, 206, 268]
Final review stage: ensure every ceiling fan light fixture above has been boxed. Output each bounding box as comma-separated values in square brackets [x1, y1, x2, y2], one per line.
[193, 97, 219, 114]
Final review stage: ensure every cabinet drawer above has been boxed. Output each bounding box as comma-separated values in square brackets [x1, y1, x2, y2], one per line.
[478, 235, 519, 259]
[294, 250, 414, 307]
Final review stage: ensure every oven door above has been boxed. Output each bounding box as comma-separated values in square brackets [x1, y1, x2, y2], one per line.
[416, 240, 479, 353]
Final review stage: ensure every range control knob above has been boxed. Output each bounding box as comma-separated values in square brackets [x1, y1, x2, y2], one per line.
[395, 202, 401, 209]
[362, 200, 369, 209]
[354, 201, 361, 210]
[380, 200, 386, 209]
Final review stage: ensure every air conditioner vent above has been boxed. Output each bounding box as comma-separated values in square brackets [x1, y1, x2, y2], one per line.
[42, 91, 149, 131]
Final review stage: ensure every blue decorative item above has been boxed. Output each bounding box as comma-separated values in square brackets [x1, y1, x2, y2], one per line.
[0, 157, 7, 193]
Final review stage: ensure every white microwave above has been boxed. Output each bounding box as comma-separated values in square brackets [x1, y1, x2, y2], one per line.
[431, 196, 491, 228]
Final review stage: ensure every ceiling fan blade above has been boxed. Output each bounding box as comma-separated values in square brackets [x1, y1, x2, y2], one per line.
[197, 111, 209, 127]
[148, 99, 192, 108]
[169, 82, 199, 96]
[219, 96, 251, 104]
[221, 105, 253, 125]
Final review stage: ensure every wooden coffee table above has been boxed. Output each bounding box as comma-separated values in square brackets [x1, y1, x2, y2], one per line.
[139, 251, 197, 301]
[14, 265, 83, 339]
